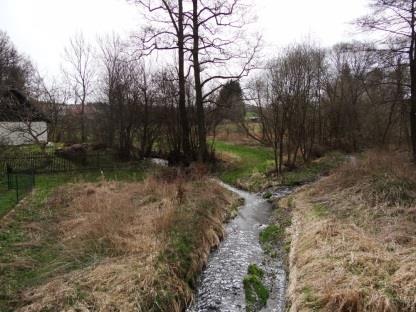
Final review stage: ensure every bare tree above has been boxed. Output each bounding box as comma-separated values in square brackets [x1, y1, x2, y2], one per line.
[98, 34, 165, 159]
[357, 0, 416, 159]
[0, 88, 49, 150]
[0, 30, 35, 92]
[63, 33, 95, 143]
[133, 0, 192, 162]
[188, 0, 260, 161]
[133, 0, 259, 162]
[0, 32, 47, 150]
[243, 44, 327, 174]
[31, 74, 72, 143]
[324, 42, 375, 151]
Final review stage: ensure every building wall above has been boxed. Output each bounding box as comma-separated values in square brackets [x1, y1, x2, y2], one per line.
[0, 122, 48, 145]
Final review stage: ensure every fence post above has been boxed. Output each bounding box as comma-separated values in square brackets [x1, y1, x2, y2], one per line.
[15, 175, 19, 203]
[32, 169, 35, 189]
[6, 164, 12, 190]
[7, 172, 11, 190]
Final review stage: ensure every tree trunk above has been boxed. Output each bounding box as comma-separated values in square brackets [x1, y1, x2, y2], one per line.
[192, 0, 208, 162]
[410, 61, 416, 160]
[81, 101, 86, 143]
[410, 3, 416, 160]
[178, 0, 191, 162]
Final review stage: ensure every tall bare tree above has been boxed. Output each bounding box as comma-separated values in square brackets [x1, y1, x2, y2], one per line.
[0, 88, 48, 150]
[358, 0, 416, 159]
[188, 0, 260, 161]
[133, 0, 192, 162]
[63, 33, 94, 143]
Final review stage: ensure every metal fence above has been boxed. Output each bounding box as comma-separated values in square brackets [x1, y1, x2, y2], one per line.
[6, 172, 35, 203]
[0, 152, 124, 175]
[0, 152, 140, 206]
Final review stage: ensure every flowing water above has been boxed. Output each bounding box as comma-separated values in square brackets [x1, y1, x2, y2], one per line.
[187, 182, 292, 312]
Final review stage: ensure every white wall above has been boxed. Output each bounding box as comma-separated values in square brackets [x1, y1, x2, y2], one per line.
[0, 122, 48, 145]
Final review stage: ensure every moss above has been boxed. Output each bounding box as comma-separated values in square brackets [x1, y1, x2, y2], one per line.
[166, 230, 195, 280]
[259, 224, 285, 256]
[312, 203, 329, 218]
[247, 264, 265, 278]
[243, 264, 269, 312]
[284, 240, 291, 254]
[259, 225, 283, 246]
[287, 197, 295, 208]
[262, 191, 272, 199]
[302, 286, 323, 311]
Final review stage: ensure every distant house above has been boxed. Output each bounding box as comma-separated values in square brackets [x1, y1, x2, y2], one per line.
[0, 88, 49, 145]
[247, 116, 260, 122]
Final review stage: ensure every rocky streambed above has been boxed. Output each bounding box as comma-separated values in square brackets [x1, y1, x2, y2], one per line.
[187, 183, 292, 312]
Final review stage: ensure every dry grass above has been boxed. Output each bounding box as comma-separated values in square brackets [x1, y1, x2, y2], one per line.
[16, 173, 239, 311]
[285, 150, 416, 312]
[212, 122, 261, 146]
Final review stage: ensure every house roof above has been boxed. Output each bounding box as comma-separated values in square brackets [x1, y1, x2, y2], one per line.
[0, 88, 49, 122]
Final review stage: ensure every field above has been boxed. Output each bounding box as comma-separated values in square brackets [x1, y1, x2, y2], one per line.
[213, 140, 275, 189]
[213, 139, 344, 191]
[0, 164, 147, 217]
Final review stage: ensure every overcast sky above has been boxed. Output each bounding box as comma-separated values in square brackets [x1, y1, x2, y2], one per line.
[0, 0, 370, 79]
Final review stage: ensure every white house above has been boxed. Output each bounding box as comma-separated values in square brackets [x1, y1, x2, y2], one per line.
[0, 88, 48, 146]
[0, 121, 48, 145]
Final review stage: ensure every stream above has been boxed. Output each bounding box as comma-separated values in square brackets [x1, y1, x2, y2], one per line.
[187, 182, 292, 312]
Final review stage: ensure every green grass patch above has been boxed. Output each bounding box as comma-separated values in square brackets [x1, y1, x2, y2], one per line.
[312, 203, 330, 218]
[0, 144, 57, 158]
[259, 225, 283, 246]
[262, 191, 272, 199]
[259, 224, 284, 256]
[214, 140, 344, 190]
[0, 179, 16, 217]
[302, 286, 324, 311]
[282, 152, 345, 186]
[244, 264, 269, 312]
[0, 190, 92, 311]
[213, 140, 274, 187]
[245, 112, 258, 119]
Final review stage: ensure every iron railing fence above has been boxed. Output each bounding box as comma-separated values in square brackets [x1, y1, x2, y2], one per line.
[0, 152, 127, 175]
[7, 172, 35, 202]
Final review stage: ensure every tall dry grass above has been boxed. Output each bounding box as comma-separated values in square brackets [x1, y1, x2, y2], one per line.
[286, 150, 416, 312]
[17, 172, 238, 312]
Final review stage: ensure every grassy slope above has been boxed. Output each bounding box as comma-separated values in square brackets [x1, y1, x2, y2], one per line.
[284, 151, 416, 311]
[213, 140, 275, 189]
[0, 167, 148, 311]
[281, 151, 345, 186]
[214, 139, 344, 190]
[0, 168, 239, 311]
[0, 165, 147, 217]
